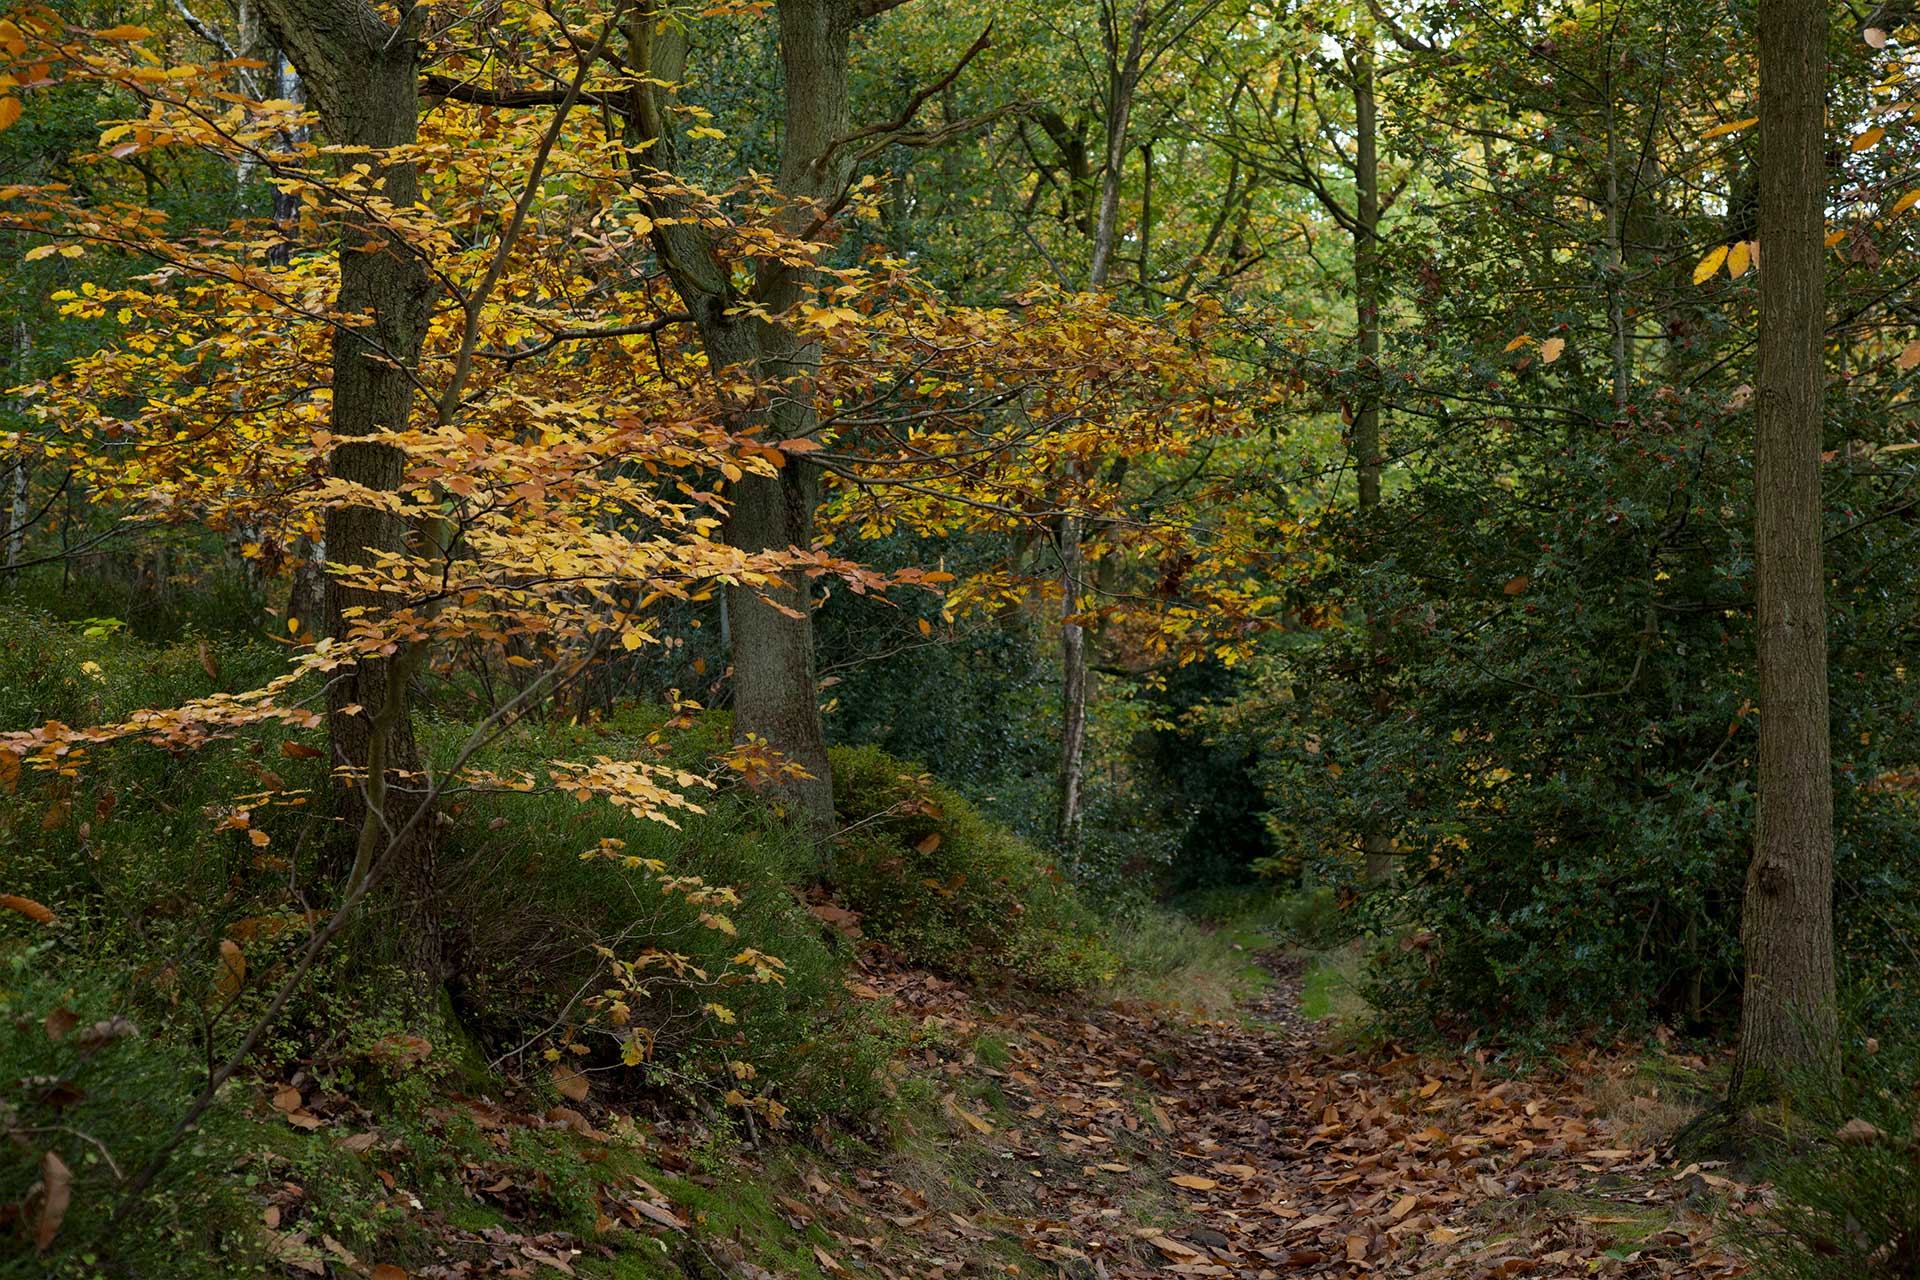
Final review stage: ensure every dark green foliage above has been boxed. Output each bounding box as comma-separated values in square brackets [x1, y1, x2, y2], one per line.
[814, 532, 1059, 840]
[827, 743, 1116, 991]
[1132, 661, 1276, 893]
[1234, 2, 1920, 1038]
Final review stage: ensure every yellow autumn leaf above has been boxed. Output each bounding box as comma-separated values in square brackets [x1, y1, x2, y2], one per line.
[1727, 241, 1751, 278]
[1693, 245, 1730, 285]
[1701, 116, 1758, 139]
[1853, 126, 1885, 152]
[1898, 339, 1920, 372]
[1540, 336, 1566, 363]
[1503, 334, 1532, 352]
[1894, 190, 1920, 215]
[1826, 228, 1849, 248]
[216, 938, 246, 997]
[0, 97, 21, 131]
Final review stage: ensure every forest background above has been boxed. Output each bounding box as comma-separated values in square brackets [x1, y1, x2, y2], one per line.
[0, 0, 1917, 1276]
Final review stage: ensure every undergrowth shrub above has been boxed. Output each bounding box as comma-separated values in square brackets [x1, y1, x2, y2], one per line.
[0, 937, 258, 1277]
[826, 743, 1115, 991]
[433, 707, 894, 1125]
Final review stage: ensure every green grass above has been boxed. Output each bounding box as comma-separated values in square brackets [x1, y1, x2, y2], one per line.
[1299, 946, 1368, 1022]
[1103, 907, 1269, 1012]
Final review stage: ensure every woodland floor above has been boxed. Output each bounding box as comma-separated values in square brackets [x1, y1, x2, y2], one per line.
[265, 942, 1766, 1280]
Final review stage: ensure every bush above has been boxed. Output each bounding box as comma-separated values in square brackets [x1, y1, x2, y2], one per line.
[433, 707, 895, 1124]
[826, 743, 1115, 991]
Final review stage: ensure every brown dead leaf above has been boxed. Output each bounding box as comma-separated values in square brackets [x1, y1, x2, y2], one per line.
[1170, 1174, 1221, 1190]
[1837, 1117, 1886, 1145]
[35, 1150, 71, 1252]
[553, 1067, 589, 1102]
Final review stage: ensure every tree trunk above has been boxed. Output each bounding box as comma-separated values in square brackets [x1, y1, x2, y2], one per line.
[1352, 41, 1394, 885]
[705, 0, 854, 828]
[5, 319, 30, 576]
[257, 0, 440, 982]
[1054, 3, 1146, 846]
[1731, 0, 1838, 1103]
[1056, 513, 1089, 846]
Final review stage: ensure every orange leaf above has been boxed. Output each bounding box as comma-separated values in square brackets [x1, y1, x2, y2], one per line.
[1, 894, 55, 924]
[1170, 1174, 1220, 1190]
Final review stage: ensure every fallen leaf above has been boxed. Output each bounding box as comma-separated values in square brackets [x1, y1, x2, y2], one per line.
[36, 1151, 71, 1252]
[2, 893, 55, 924]
[1170, 1174, 1221, 1190]
[553, 1067, 589, 1102]
[1836, 1118, 1885, 1145]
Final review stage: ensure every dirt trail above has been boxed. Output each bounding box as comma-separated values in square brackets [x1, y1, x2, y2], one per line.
[845, 947, 1757, 1279]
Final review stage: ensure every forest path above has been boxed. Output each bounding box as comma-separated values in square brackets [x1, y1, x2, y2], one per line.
[853, 945, 1757, 1279]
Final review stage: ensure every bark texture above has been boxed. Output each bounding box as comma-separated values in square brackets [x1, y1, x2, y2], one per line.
[1731, 0, 1838, 1100]
[255, 0, 440, 979]
[623, 0, 860, 827]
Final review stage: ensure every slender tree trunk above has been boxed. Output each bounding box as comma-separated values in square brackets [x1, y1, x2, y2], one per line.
[5, 319, 30, 577]
[258, 0, 440, 981]
[1602, 73, 1631, 405]
[1088, 1, 1144, 290]
[1054, 3, 1146, 846]
[1352, 41, 1395, 884]
[1056, 514, 1089, 845]
[1731, 0, 1838, 1102]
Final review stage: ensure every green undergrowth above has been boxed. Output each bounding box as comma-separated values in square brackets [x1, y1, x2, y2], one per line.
[0, 609, 1256, 1275]
[827, 743, 1117, 991]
